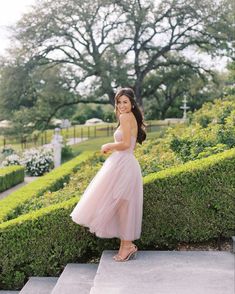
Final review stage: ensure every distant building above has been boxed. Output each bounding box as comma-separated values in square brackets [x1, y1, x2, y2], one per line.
[85, 118, 104, 125]
[0, 120, 12, 128]
[51, 119, 71, 128]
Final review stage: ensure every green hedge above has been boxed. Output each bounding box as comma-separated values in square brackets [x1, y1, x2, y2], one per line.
[0, 149, 235, 290]
[142, 148, 235, 246]
[0, 166, 25, 193]
[0, 151, 94, 223]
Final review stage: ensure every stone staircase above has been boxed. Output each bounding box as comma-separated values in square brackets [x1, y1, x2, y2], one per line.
[1, 247, 234, 294]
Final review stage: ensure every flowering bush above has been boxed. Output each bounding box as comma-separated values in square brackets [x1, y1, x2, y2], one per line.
[0, 145, 16, 165]
[22, 148, 54, 176]
[1, 154, 21, 167]
[0, 145, 15, 157]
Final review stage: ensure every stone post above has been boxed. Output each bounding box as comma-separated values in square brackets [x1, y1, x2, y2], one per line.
[51, 128, 63, 168]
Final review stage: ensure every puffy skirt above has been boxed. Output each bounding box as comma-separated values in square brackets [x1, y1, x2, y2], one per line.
[70, 150, 143, 241]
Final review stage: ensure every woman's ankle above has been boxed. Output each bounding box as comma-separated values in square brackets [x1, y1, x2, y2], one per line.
[122, 241, 134, 248]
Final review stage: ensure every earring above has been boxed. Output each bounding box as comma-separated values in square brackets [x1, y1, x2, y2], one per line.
[132, 105, 134, 108]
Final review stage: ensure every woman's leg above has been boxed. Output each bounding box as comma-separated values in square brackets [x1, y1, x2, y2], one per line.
[113, 239, 136, 260]
[113, 200, 137, 259]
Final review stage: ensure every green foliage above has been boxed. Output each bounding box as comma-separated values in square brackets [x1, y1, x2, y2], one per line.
[1, 94, 235, 289]
[22, 148, 54, 176]
[135, 136, 179, 176]
[196, 144, 229, 159]
[191, 98, 235, 127]
[0, 0, 232, 128]
[72, 104, 115, 124]
[168, 96, 235, 162]
[61, 144, 74, 161]
[142, 63, 217, 120]
[142, 148, 235, 246]
[0, 148, 234, 289]
[6, 153, 104, 219]
[0, 166, 25, 192]
[0, 151, 94, 223]
[0, 62, 79, 136]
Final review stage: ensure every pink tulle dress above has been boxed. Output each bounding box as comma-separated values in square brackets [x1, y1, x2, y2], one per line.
[70, 128, 143, 241]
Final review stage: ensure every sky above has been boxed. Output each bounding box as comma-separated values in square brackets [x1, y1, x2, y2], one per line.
[0, 0, 229, 71]
[0, 0, 36, 55]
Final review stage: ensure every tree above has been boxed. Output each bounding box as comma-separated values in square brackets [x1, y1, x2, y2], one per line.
[141, 54, 229, 120]
[224, 61, 235, 95]
[10, 0, 234, 109]
[12, 0, 126, 104]
[115, 0, 234, 108]
[0, 58, 109, 136]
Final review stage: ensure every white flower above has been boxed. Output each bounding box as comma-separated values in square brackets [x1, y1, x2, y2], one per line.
[22, 147, 54, 176]
[1, 154, 21, 167]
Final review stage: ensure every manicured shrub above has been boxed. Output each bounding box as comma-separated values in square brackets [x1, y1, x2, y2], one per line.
[141, 148, 235, 247]
[4, 153, 104, 219]
[22, 148, 54, 176]
[0, 166, 25, 193]
[0, 151, 94, 223]
[61, 144, 74, 160]
[0, 148, 234, 290]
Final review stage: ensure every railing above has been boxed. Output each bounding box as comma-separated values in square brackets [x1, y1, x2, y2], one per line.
[0, 120, 176, 150]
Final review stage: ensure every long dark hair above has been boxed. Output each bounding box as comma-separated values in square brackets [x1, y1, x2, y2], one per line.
[114, 87, 146, 144]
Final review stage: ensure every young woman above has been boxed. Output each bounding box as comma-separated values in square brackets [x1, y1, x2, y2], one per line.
[70, 87, 146, 262]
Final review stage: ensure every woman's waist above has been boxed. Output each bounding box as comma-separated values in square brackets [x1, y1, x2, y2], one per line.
[114, 148, 135, 154]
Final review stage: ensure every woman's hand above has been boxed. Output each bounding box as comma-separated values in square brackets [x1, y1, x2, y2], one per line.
[101, 143, 113, 154]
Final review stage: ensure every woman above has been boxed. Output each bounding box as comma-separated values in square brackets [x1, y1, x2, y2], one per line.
[70, 87, 146, 262]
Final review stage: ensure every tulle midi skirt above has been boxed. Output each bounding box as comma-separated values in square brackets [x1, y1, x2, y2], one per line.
[70, 150, 143, 241]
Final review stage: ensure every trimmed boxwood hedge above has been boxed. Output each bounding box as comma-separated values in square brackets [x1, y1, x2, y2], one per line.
[142, 148, 235, 246]
[0, 151, 94, 223]
[0, 166, 25, 193]
[0, 148, 235, 290]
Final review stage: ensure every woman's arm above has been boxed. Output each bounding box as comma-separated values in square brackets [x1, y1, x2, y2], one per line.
[101, 113, 131, 154]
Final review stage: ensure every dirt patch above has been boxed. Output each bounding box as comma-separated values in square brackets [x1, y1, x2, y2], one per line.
[176, 238, 233, 252]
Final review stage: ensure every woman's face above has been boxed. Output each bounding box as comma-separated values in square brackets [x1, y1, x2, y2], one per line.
[116, 95, 132, 114]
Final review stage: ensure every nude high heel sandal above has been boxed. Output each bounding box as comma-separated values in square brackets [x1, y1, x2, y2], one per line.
[113, 244, 138, 262]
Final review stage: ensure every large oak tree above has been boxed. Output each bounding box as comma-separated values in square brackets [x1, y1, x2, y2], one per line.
[0, 0, 233, 134]
[11, 0, 233, 105]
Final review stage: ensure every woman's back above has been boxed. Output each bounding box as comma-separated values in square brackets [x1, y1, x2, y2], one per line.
[117, 112, 138, 139]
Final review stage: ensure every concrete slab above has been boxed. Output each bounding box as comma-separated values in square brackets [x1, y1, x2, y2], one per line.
[51, 263, 98, 294]
[0, 292, 19, 294]
[92, 250, 234, 294]
[19, 277, 58, 294]
[90, 285, 190, 294]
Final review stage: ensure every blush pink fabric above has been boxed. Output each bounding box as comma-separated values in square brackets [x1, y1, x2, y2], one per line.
[70, 129, 143, 241]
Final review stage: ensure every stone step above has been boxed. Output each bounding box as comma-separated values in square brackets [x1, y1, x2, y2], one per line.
[19, 277, 58, 294]
[0, 292, 20, 294]
[91, 285, 207, 294]
[90, 285, 175, 294]
[51, 263, 98, 294]
[91, 250, 234, 294]
[232, 236, 235, 253]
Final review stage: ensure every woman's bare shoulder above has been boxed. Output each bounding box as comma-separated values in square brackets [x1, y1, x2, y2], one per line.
[119, 112, 132, 122]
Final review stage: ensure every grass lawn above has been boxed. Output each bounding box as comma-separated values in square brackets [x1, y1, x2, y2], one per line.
[62, 128, 166, 164]
[0, 121, 169, 158]
[71, 136, 113, 156]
